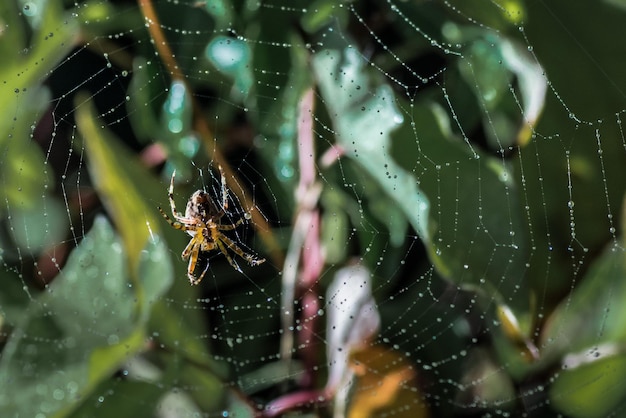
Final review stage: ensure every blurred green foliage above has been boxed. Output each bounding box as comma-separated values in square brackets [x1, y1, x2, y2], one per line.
[1, 0, 626, 417]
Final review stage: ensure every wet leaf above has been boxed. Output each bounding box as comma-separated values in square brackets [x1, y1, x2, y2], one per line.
[550, 354, 626, 418]
[137, 236, 174, 316]
[313, 47, 430, 241]
[206, 36, 253, 97]
[0, 0, 78, 218]
[10, 195, 69, 253]
[455, 348, 516, 412]
[0, 217, 169, 417]
[533, 200, 626, 412]
[249, 3, 298, 127]
[457, 35, 513, 113]
[499, 40, 547, 146]
[0, 83, 51, 216]
[126, 57, 162, 144]
[201, 0, 234, 30]
[392, 101, 530, 318]
[0, 264, 31, 326]
[76, 94, 161, 271]
[540, 242, 626, 364]
[0, 1, 26, 63]
[70, 380, 167, 418]
[253, 31, 311, 191]
[158, 80, 200, 170]
[301, 0, 348, 33]
[0, 118, 50, 214]
[445, 0, 526, 28]
[453, 31, 546, 148]
[161, 81, 193, 139]
[177, 361, 226, 412]
[516, 0, 626, 302]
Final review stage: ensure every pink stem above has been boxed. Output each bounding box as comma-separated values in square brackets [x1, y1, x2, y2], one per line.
[263, 389, 330, 417]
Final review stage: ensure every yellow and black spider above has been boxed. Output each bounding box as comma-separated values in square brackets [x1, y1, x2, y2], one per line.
[158, 165, 265, 285]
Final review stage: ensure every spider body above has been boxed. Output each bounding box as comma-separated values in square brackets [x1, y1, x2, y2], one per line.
[158, 166, 265, 285]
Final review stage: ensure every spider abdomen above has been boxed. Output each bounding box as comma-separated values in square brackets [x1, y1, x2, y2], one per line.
[185, 190, 222, 221]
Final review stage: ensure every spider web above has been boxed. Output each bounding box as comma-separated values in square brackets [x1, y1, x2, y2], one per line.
[1, 0, 626, 417]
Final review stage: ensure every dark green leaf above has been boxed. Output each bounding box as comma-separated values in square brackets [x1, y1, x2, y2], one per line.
[541, 242, 626, 364]
[70, 379, 167, 418]
[0, 218, 139, 416]
[393, 102, 530, 318]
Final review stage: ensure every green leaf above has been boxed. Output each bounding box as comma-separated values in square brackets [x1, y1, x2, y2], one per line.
[253, 31, 311, 190]
[75, 94, 162, 271]
[0, 0, 77, 216]
[455, 348, 516, 412]
[447, 26, 547, 149]
[206, 36, 253, 97]
[550, 354, 626, 418]
[445, 0, 526, 28]
[540, 242, 626, 363]
[161, 80, 193, 138]
[300, 0, 348, 33]
[126, 57, 162, 144]
[248, 3, 296, 123]
[0, 264, 31, 327]
[0, 109, 50, 214]
[137, 236, 174, 318]
[516, 0, 626, 302]
[70, 380, 167, 418]
[457, 34, 513, 113]
[313, 47, 430, 241]
[313, 46, 529, 318]
[10, 195, 69, 253]
[76, 1, 143, 40]
[202, 0, 234, 30]
[0, 217, 160, 417]
[177, 361, 225, 412]
[0, 0, 77, 94]
[393, 102, 530, 318]
[0, 1, 26, 62]
[157, 80, 200, 169]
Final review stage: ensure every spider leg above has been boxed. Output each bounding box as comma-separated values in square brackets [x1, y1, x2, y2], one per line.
[216, 217, 246, 231]
[168, 170, 188, 221]
[215, 237, 242, 272]
[158, 207, 198, 231]
[218, 234, 266, 266]
[186, 239, 202, 284]
[218, 164, 228, 211]
[181, 234, 198, 260]
[195, 260, 211, 285]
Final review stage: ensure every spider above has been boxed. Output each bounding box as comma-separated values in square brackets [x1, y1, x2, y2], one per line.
[158, 165, 265, 285]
